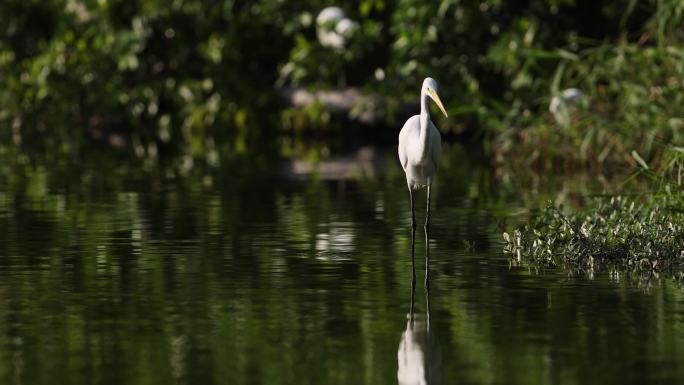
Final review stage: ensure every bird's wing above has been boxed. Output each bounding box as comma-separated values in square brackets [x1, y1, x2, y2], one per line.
[430, 121, 442, 169]
[398, 116, 419, 170]
[398, 146, 406, 170]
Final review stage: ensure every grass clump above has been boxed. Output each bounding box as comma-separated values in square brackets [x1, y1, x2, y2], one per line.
[504, 196, 684, 277]
[504, 146, 684, 280]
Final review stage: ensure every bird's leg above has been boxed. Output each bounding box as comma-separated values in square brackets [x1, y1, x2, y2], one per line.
[424, 184, 431, 232]
[425, 275, 431, 333]
[409, 187, 417, 230]
[409, 187, 416, 287]
[409, 271, 416, 323]
[424, 184, 431, 291]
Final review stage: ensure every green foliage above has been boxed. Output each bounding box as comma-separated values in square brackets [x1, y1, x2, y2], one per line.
[496, 41, 684, 168]
[1, 0, 683, 165]
[0, 0, 289, 161]
[492, 0, 684, 167]
[505, 196, 684, 278]
[504, 145, 684, 282]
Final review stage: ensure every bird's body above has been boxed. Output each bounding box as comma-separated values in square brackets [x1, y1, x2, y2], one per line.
[398, 78, 446, 190]
[398, 115, 442, 190]
[398, 77, 448, 288]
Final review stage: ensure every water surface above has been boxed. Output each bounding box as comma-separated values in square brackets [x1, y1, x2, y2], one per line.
[1, 144, 683, 385]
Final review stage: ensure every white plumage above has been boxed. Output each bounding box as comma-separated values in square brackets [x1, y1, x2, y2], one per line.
[316, 6, 357, 50]
[398, 77, 447, 192]
[398, 77, 448, 286]
[399, 115, 442, 190]
[549, 88, 584, 127]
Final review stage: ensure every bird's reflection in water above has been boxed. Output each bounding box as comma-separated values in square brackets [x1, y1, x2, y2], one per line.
[397, 281, 441, 385]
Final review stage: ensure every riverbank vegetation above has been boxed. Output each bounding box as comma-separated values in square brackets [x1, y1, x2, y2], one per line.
[1, 0, 683, 169]
[504, 146, 684, 281]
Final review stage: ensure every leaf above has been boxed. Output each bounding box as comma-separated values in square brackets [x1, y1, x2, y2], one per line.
[555, 49, 579, 61]
[631, 150, 649, 170]
[619, 0, 638, 28]
[550, 61, 566, 95]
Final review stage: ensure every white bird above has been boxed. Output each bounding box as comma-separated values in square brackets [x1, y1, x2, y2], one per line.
[549, 88, 584, 127]
[316, 6, 357, 50]
[398, 77, 447, 285]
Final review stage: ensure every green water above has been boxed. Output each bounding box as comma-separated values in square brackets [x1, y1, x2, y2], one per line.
[1, 143, 684, 385]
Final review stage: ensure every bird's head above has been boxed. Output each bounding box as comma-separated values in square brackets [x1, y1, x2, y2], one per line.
[422, 77, 448, 118]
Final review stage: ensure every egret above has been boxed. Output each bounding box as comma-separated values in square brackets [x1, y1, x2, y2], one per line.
[549, 88, 584, 127]
[398, 77, 448, 287]
[316, 7, 357, 51]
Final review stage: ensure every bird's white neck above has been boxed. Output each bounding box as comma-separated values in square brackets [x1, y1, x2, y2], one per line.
[418, 88, 431, 162]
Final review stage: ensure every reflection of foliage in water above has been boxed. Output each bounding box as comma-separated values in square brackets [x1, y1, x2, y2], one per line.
[2, 142, 684, 383]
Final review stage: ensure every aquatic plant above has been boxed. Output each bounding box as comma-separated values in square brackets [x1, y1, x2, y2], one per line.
[505, 194, 684, 269]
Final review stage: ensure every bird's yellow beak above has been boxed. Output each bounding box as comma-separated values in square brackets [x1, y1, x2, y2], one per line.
[428, 89, 448, 118]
